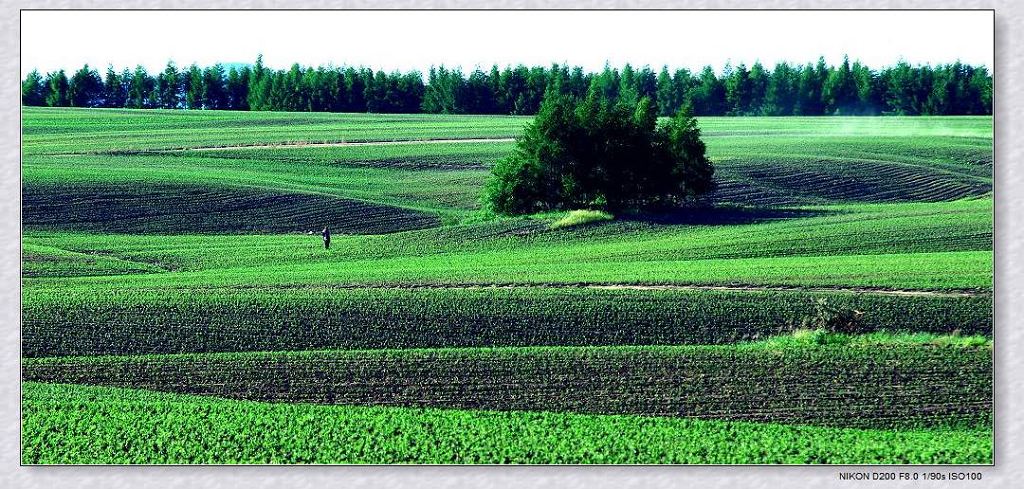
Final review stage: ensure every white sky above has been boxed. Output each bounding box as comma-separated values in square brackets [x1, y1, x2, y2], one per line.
[21, 10, 993, 77]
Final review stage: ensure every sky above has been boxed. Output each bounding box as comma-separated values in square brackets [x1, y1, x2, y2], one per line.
[21, 10, 994, 77]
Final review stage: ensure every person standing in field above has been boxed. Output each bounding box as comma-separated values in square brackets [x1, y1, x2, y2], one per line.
[322, 226, 331, 250]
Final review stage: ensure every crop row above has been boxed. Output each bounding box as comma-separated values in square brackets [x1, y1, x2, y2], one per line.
[24, 343, 992, 429]
[22, 107, 530, 154]
[696, 115, 991, 135]
[24, 247, 992, 292]
[24, 151, 488, 219]
[188, 140, 512, 169]
[23, 181, 440, 235]
[706, 134, 992, 172]
[712, 157, 991, 206]
[22, 287, 992, 357]
[21, 382, 992, 464]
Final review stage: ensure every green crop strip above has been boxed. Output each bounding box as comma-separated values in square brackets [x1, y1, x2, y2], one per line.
[23, 341, 992, 429]
[22, 382, 992, 464]
[23, 249, 992, 291]
[23, 287, 992, 357]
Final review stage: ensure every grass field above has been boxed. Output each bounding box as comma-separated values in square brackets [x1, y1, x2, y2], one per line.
[21, 107, 993, 464]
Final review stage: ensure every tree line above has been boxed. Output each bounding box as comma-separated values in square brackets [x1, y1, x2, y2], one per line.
[22, 55, 992, 116]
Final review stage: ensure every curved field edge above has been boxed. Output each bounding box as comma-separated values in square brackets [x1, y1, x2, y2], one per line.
[21, 288, 992, 357]
[23, 342, 993, 429]
[21, 382, 992, 464]
[23, 153, 488, 221]
[23, 243, 164, 277]
[20, 198, 993, 281]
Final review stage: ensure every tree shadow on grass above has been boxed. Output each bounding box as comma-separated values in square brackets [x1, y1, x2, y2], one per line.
[619, 205, 839, 226]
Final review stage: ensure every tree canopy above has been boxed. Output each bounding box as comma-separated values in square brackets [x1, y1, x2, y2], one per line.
[483, 91, 714, 215]
[23, 57, 991, 116]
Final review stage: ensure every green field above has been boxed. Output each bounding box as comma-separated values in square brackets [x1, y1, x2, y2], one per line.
[22, 382, 991, 464]
[21, 107, 993, 464]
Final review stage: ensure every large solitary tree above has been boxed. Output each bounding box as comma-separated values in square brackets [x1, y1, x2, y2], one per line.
[483, 90, 714, 215]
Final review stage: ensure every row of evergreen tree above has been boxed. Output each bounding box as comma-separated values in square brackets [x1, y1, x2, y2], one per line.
[22, 55, 992, 116]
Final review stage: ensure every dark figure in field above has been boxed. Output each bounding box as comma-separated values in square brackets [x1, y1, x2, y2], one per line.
[322, 226, 331, 250]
